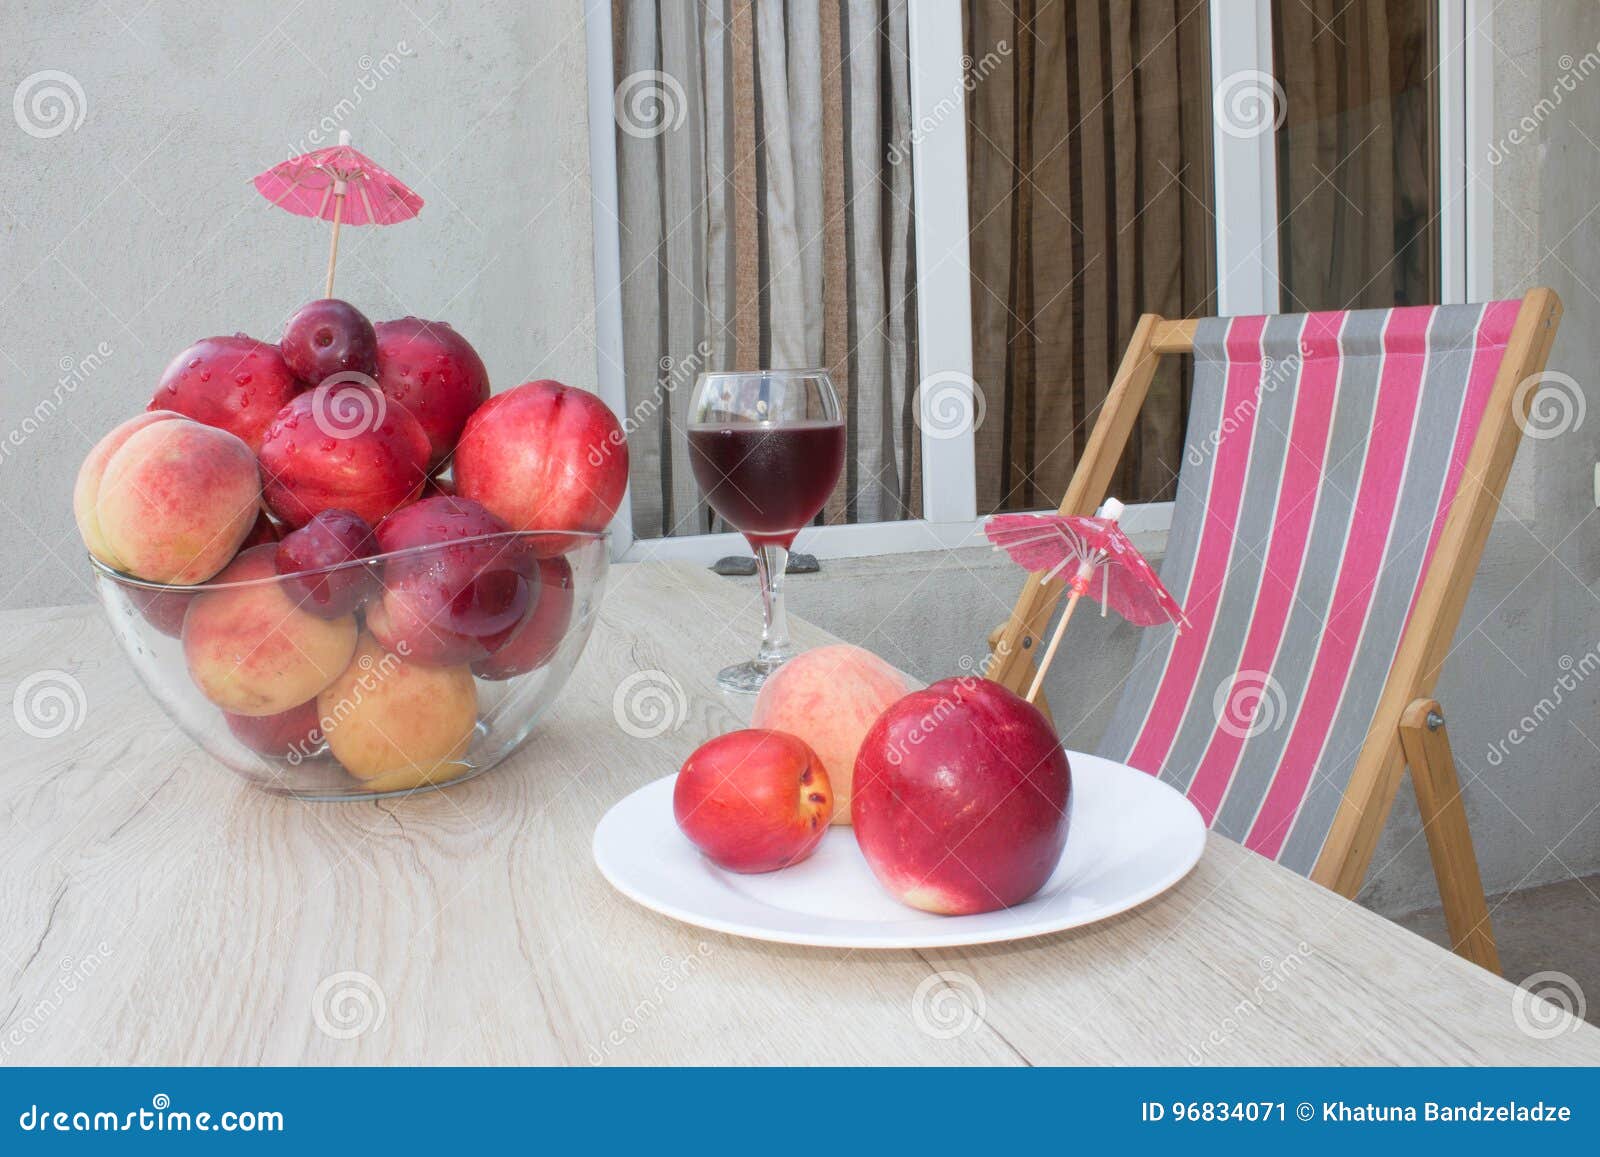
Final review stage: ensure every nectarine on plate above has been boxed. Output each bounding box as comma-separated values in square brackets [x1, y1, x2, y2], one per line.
[593, 751, 1204, 949]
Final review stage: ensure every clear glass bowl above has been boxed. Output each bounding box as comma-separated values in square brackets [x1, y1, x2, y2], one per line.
[90, 530, 609, 800]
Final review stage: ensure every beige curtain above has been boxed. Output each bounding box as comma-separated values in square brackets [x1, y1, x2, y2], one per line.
[615, 0, 920, 541]
[964, 0, 1215, 510]
[1273, 0, 1437, 311]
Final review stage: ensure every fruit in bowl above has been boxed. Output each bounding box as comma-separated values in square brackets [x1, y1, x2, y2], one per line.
[852, 677, 1071, 915]
[148, 335, 304, 451]
[455, 379, 628, 548]
[182, 544, 359, 716]
[673, 729, 833, 873]
[373, 317, 490, 469]
[257, 383, 430, 528]
[79, 303, 620, 800]
[751, 643, 913, 824]
[318, 632, 478, 793]
[74, 412, 262, 584]
[281, 298, 378, 385]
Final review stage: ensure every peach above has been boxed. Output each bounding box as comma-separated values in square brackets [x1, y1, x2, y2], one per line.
[750, 644, 914, 824]
[318, 633, 478, 792]
[454, 380, 627, 547]
[85, 417, 262, 583]
[673, 730, 832, 873]
[148, 335, 305, 451]
[182, 545, 358, 716]
[73, 410, 183, 568]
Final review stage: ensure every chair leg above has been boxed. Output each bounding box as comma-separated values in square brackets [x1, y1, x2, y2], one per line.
[1397, 699, 1502, 974]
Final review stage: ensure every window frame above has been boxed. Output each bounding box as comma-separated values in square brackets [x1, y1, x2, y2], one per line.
[587, 0, 1490, 564]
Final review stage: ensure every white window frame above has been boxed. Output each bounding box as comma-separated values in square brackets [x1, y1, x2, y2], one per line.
[587, 0, 1490, 564]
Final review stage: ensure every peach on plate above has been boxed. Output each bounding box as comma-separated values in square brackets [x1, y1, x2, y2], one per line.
[257, 384, 431, 528]
[148, 335, 305, 451]
[77, 414, 262, 584]
[852, 677, 1071, 915]
[750, 643, 913, 824]
[454, 380, 627, 547]
[182, 545, 358, 716]
[318, 632, 478, 792]
[673, 729, 832, 873]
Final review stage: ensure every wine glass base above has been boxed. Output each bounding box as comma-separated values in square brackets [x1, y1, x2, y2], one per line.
[715, 655, 791, 694]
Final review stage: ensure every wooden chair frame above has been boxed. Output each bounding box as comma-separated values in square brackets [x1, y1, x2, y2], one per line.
[987, 289, 1564, 973]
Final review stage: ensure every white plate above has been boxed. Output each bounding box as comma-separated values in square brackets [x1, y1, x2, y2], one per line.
[592, 750, 1206, 949]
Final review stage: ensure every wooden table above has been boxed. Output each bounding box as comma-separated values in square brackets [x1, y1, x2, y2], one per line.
[3, 561, 1597, 1066]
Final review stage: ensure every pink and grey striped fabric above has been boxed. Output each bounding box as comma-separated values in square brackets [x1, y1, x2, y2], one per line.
[1098, 301, 1521, 875]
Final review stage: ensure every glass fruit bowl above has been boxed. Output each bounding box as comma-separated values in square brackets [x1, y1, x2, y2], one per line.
[91, 530, 609, 800]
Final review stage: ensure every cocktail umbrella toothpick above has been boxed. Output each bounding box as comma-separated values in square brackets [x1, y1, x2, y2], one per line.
[986, 499, 1189, 705]
[252, 130, 424, 298]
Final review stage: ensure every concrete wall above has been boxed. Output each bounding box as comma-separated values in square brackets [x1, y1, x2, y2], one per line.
[787, 0, 1600, 916]
[0, 0, 597, 609]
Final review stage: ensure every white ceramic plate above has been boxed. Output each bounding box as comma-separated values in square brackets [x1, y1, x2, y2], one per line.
[592, 750, 1206, 949]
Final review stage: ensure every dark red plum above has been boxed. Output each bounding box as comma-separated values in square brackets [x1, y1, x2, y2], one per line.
[281, 299, 378, 385]
[275, 508, 380, 619]
[473, 555, 574, 680]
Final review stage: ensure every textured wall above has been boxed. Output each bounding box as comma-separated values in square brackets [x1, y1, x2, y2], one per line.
[0, 0, 597, 609]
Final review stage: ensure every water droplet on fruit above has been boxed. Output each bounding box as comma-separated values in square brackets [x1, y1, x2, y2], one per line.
[187, 358, 202, 369]
[200, 370, 211, 382]
[235, 372, 252, 385]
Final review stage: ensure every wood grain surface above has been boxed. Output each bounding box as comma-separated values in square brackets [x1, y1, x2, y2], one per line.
[1, 563, 1596, 1065]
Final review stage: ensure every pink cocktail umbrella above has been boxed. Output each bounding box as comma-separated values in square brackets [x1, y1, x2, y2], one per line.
[986, 500, 1189, 704]
[253, 130, 424, 297]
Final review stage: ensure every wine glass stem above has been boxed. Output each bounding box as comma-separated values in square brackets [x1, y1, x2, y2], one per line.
[754, 543, 791, 662]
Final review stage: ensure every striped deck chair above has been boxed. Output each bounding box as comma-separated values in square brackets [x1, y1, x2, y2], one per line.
[988, 290, 1563, 973]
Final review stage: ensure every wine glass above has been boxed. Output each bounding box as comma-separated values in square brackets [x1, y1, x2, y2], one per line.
[686, 370, 844, 693]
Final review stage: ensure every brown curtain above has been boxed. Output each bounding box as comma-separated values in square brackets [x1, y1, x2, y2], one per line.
[1273, 0, 1437, 312]
[964, 0, 1215, 510]
[614, 0, 920, 540]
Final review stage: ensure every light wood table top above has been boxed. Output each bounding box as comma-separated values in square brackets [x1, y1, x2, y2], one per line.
[2, 561, 1597, 1065]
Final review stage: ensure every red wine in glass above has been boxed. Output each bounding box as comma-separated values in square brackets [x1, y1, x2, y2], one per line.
[686, 369, 844, 693]
[687, 420, 846, 549]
